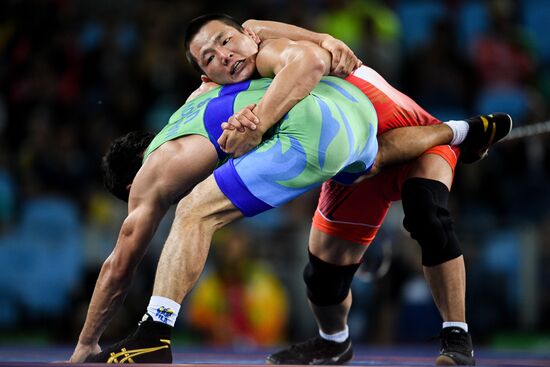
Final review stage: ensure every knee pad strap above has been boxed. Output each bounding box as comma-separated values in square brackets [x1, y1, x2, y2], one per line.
[303, 251, 360, 306]
[402, 177, 462, 266]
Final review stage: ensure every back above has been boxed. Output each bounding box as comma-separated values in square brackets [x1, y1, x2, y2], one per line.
[144, 79, 270, 163]
[275, 76, 378, 177]
[213, 76, 379, 216]
[144, 77, 377, 174]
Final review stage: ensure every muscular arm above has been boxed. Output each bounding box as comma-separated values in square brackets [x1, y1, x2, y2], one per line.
[219, 21, 364, 156]
[242, 19, 360, 75]
[77, 206, 164, 344]
[71, 135, 217, 362]
[71, 170, 170, 361]
[243, 19, 329, 44]
[253, 39, 332, 133]
[243, 21, 361, 126]
[218, 39, 332, 155]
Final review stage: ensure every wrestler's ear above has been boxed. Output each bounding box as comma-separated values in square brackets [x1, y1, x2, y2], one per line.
[201, 75, 212, 83]
[244, 27, 261, 44]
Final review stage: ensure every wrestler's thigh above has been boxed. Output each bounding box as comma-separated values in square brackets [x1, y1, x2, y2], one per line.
[176, 174, 243, 226]
[404, 153, 453, 190]
[309, 227, 369, 265]
[310, 169, 401, 264]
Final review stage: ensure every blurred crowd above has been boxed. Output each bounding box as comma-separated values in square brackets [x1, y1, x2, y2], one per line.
[0, 0, 549, 348]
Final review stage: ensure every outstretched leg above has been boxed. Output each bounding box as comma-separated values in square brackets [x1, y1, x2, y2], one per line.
[373, 124, 452, 174]
[368, 113, 512, 177]
[153, 174, 243, 303]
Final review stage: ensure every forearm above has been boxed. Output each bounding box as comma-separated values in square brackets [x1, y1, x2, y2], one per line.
[245, 20, 360, 80]
[243, 19, 327, 45]
[78, 258, 133, 345]
[77, 208, 162, 346]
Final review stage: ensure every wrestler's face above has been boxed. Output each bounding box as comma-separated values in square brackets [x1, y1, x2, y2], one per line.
[189, 20, 259, 84]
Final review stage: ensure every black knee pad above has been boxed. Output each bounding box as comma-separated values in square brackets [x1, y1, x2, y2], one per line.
[401, 177, 462, 267]
[303, 251, 360, 306]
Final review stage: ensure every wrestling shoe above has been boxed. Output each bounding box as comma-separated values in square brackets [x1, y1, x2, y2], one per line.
[266, 336, 353, 365]
[435, 327, 475, 366]
[459, 113, 512, 164]
[85, 314, 172, 364]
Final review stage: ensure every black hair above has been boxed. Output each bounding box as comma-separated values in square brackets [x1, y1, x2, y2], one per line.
[101, 131, 155, 202]
[184, 13, 244, 73]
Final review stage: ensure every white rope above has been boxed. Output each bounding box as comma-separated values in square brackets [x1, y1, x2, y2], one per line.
[503, 119, 550, 141]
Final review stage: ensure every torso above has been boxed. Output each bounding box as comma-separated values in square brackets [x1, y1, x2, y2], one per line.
[211, 77, 380, 215]
[145, 76, 377, 163]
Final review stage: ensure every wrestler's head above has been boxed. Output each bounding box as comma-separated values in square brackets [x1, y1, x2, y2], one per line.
[102, 131, 155, 202]
[184, 14, 260, 85]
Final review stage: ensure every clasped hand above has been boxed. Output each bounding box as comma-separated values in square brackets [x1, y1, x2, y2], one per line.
[320, 34, 362, 77]
[217, 104, 262, 157]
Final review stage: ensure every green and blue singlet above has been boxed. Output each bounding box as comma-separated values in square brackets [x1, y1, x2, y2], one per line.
[144, 77, 378, 216]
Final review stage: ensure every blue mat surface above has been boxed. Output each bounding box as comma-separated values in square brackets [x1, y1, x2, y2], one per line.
[0, 345, 549, 366]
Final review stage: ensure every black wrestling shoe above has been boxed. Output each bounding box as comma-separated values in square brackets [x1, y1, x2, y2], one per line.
[459, 113, 512, 163]
[85, 314, 172, 364]
[266, 336, 353, 365]
[435, 327, 475, 366]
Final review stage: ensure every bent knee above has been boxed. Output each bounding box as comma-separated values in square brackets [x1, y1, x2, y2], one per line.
[401, 177, 462, 266]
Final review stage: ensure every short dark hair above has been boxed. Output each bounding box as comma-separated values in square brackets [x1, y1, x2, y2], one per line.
[184, 13, 244, 73]
[101, 131, 155, 202]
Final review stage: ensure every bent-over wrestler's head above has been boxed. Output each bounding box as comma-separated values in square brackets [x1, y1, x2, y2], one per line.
[101, 131, 155, 202]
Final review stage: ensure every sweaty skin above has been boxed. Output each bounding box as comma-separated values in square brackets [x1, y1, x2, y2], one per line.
[69, 21, 457, 363]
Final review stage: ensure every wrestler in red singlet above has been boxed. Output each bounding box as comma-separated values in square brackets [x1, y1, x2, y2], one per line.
[312, 65, 460, 245]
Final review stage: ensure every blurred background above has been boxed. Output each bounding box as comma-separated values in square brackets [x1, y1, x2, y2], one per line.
[0, 0, 549, 353]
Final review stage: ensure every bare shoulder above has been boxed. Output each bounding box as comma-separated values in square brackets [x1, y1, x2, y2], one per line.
[257, 38, 326, 77]
[260, 38, 318, 54]
[137, 135, 218, 203]
[258, 38, 298, 60]
[257, 38, 296, 76]
[260, 38, 295, 51]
